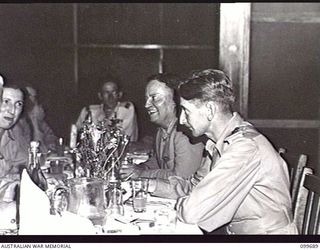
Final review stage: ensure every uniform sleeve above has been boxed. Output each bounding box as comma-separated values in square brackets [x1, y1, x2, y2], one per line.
[0, 177, 20, 202]
[152, 155, 211, 199]
[75, 107, 87, 129]
[121, 103, 138, 142]
[176, 138, 261, 231]
[137, 134, 204, 180]
[173, 132, 204, 178]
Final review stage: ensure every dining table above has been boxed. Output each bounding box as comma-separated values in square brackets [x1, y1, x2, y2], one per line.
[9, 148, 203, 236]
[94, 194, 202, 235]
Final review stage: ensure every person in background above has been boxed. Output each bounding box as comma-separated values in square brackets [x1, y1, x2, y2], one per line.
[76, 77, 138, 141]
[17, 86, 58, 152]
[169, 69, 297, 234]
[121, 73, 204, 180]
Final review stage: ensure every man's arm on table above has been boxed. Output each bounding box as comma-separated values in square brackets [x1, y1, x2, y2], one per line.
[135, 132, 204, 180]
[149, 155, 212, 199]
[176, 139, 259, 231]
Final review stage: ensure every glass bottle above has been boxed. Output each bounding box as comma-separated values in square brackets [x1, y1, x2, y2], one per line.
[105, 158, 124, 216]
[57, 137, 64, 157]
[85, 106, 93, 125]
[28, 141, 48, 191]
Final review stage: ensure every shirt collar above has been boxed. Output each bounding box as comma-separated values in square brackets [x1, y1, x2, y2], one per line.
[99, 102, 120, 115]
[205, 112, 245, 156]
[159, 117, 177, 140]
[0, 129, 16, 148]
[205, 139, 216, 157]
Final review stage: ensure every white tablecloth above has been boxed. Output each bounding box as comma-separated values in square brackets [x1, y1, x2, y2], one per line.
[98, 195, 202, 235]
[18, 169, 202, 235]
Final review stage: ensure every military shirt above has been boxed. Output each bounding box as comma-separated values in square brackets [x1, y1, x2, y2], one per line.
[76, 101, 138, 141]
[175, 113, 297, 234]
[138, 118, 204, 180]
[0, 127, 29, 202]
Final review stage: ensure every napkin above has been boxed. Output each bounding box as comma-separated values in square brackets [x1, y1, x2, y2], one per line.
[19, 169, 96, 235]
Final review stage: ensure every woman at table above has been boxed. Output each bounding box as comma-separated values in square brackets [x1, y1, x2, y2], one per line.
[121, 73, 204, 180]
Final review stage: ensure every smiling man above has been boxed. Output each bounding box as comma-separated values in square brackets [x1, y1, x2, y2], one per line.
[122, 73, 204, 181]
[0, 84, 31, 230]
[0, 84, 30, 199]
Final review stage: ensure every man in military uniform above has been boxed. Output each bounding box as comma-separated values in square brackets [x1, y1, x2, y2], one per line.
[0, 83, 29, 231]
[121, 73, 204, 180]
[76, 78, 138, 141]
[172, 69, 297, 234]
[0, 82, 49, 231]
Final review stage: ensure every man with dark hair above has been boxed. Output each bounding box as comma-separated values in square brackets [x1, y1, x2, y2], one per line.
[76, 78, 138, 141]
[172, 69, 297, 234]
[0, 82, 49, 231]
[0, 83, 29, 230]
[0, 84, 28, 181]
[122, 73, 204, 180]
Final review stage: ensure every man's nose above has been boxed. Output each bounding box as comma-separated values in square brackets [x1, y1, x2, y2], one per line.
[145, 98, 151, 108]
[6, 103, 15, 114]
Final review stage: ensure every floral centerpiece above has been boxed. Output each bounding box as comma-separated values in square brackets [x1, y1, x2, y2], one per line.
[74, 114, 130, 180]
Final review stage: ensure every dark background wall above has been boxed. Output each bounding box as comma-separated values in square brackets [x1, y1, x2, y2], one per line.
[0, 3, 220, 142]
[0, 4, 75, 139]
[248, 3, 320, 172]
[0, 3, 318, 174]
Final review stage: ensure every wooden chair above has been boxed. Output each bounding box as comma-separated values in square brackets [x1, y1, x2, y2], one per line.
[293, 167, 314, 233]
[278, 148, 308, 202]
[301, 174, 320, 235]
[278, 149, 310, 233]
[291, 154, 308, 209]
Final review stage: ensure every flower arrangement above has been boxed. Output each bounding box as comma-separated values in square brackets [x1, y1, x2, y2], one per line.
[75, 115, 130, 180]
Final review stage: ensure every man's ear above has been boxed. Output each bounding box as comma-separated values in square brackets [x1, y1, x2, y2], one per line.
[98, 92, 102, 101]
[206, 101, 216, 121]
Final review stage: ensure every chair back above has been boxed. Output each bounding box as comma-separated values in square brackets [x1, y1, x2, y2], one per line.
[293, 167, 313, 233]
[277, 149, 307, 199]
[301, 174, 320, 235]
[291, 154, 308, 200]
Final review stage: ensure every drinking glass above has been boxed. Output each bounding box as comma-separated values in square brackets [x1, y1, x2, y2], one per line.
[131, 178, 149, 213]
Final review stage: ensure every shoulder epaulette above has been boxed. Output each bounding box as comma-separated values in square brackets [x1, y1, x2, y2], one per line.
[124, 102, 131, 109]
[231, 125, 259, 139]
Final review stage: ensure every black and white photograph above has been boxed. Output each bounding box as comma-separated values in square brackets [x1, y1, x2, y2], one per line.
[0, 2, 319, 247]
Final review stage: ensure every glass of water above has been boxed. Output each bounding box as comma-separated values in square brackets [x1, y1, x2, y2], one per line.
[131, 178, 149, 213]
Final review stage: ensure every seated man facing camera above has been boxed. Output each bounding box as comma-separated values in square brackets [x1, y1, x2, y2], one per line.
[121, 73, 204, 180]
[0, 83, 30, 229]
[0, 82, 48, 230]
[76, 77, 138, 141]
[0, 84, 29, 201]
